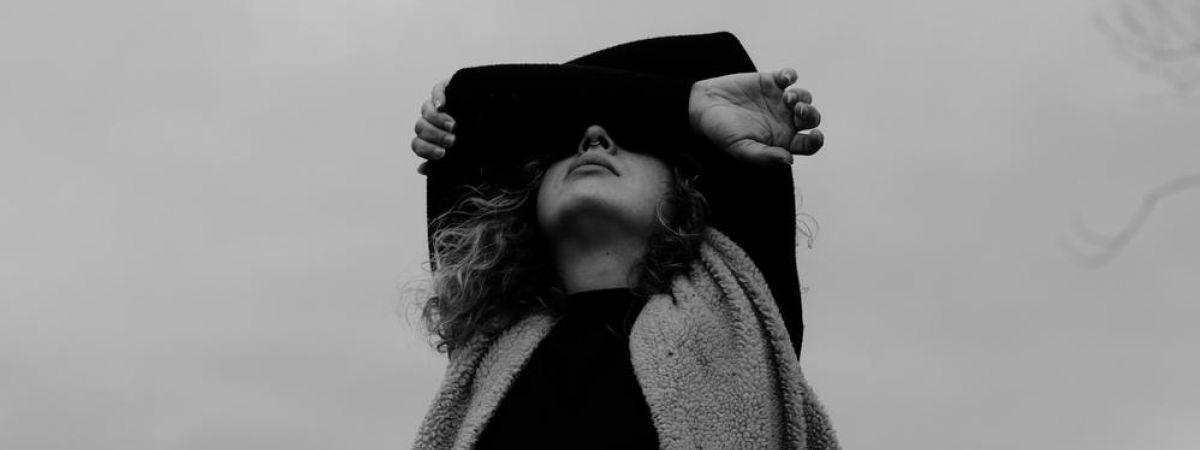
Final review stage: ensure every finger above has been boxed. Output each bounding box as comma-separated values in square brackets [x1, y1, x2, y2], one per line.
[415, 116, 456, 150]
[411, 135, 447, 161]
[783, 87, 813, 106]
[431, 79, 449, 110]
[788, 128, 825, 156]
[417, 161, 430, 176]
[772, 67, 798, 90]
[792, 102, 822, 130]
[729, 138, 794, 166]
[420, 98, 457, 132]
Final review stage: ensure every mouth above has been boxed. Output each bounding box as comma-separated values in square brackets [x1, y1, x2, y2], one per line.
[570, 163, 614, 175]
[569, 154, 617, 175]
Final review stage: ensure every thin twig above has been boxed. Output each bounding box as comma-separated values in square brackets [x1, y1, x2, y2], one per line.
[1061, 172, 1200, 267]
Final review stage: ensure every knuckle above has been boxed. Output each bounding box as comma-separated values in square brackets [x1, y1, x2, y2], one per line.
[417, 123, 439, 141]
[415, 141, 439, 159]
[421, 101, 438, 119]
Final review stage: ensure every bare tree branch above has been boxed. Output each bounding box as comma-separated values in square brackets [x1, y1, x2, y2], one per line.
[1060, 172, 1200, 267]
[1096, 0, 1200, 93]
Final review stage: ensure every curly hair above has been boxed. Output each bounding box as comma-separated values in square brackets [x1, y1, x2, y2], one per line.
[420, 155, 710, 355]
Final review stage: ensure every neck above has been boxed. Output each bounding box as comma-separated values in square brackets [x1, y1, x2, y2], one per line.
[552, 235, 647, 295]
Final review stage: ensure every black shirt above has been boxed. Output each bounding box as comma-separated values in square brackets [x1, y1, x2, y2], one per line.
[474, 288, 659, 449]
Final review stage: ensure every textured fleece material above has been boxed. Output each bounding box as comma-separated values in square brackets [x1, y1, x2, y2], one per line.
[412, 228, 839, 450]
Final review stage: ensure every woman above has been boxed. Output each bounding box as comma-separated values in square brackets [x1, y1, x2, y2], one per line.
[411, 33, 837, 449]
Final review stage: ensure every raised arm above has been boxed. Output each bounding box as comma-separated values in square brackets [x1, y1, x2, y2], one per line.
[411, 68, 823, 174]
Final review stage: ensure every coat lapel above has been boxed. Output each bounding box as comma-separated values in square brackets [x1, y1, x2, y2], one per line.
[412, 313, 556, 450]
[414, 229, 840, 450]
[452, 313, 556, 449]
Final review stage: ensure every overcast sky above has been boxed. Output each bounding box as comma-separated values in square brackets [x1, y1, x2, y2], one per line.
[3, 0, 1199, 448]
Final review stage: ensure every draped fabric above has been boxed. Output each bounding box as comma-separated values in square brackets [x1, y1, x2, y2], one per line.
[412, 227, 840, 449]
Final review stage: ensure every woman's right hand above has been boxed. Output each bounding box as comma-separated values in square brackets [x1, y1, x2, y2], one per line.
[412, 79, 456, 175]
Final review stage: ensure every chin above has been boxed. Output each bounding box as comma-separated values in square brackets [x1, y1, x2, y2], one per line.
[541, 195, 655, 235]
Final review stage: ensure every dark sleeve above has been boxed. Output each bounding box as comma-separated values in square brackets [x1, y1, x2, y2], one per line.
[689, 135, 806, 359]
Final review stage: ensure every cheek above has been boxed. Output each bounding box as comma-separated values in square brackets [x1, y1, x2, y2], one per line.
[646, 164, 674, 200]
[632, 166, 674, 217]
[535, 178, 554, 226]
[535, 163, 568, 223]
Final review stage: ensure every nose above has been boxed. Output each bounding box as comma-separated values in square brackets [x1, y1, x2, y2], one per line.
[577, 125, 615, 155]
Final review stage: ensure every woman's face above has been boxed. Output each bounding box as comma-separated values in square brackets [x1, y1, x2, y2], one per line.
[537, 125, 674, 242]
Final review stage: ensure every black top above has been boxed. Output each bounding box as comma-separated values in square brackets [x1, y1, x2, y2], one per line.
[474, 288, 659, 449]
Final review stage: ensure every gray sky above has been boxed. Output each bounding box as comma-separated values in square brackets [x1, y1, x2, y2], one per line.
[3, 0, 1199, 448]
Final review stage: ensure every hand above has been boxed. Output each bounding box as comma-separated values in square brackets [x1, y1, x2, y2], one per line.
[411, 79, 456, 175]
[688, 68, 824, 166]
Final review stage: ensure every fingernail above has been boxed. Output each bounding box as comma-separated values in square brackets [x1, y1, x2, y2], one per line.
[445, 119, 455, 131]
[435, 148, 446, 159]
[444, 135, 455, 146]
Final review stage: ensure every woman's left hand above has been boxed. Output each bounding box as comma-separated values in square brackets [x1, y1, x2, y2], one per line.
[688, 68, 824, 166]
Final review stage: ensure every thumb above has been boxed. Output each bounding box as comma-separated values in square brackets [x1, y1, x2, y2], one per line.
[727, 139, 794, 166]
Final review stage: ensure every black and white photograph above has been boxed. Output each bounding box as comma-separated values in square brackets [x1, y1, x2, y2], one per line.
[3, 1, 1199, 449]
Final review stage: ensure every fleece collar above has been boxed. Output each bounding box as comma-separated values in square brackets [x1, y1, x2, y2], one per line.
[413, 228, 839, 450]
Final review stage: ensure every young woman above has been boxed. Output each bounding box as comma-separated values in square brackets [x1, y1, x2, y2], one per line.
[410, 33, 838, 449]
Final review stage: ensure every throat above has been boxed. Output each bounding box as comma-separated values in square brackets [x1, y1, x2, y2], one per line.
[553, 238, 647, 295]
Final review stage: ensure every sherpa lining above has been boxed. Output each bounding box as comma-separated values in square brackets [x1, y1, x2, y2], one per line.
[413, 227, 839, 449]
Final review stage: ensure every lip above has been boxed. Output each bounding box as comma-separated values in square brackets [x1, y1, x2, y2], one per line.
[569, 153, 618, 175]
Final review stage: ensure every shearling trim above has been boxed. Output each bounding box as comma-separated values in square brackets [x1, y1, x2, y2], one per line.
[412, 228, 839, 449]
[412, 314, 555, 450]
